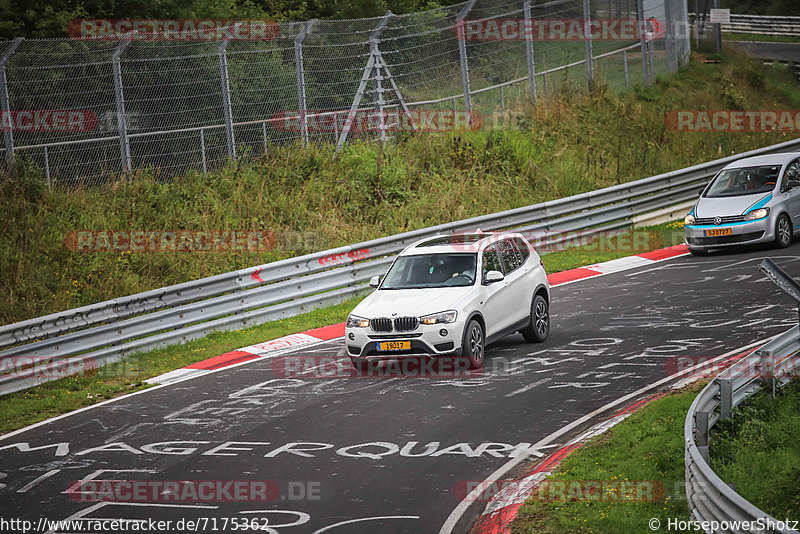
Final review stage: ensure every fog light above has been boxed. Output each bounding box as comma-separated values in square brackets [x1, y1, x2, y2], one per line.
[439, 329, 448, 337]
[348, 333, 355, 341]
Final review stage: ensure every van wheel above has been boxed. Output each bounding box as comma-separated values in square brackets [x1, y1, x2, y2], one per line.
[776, 214, 792, 248]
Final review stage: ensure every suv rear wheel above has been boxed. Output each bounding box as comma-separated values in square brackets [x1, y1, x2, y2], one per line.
[521, 294, 549, 343]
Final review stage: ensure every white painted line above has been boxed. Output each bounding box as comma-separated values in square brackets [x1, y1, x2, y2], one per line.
[17, 468, 60, 492]
[504, 378, 552, 398]
[585, 255, 653, 275]
[437, 334, 775, 534]
[145, 367, 206, 385]
[312, 516, 421, 534]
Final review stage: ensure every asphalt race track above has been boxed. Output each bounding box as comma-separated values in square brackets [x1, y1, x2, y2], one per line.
[2, 243, 800, 534]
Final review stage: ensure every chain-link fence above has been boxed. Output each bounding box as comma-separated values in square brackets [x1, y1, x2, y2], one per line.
[0, 0, 690, 188]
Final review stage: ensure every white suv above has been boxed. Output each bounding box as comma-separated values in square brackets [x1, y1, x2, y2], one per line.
[345, 232, 550, 370]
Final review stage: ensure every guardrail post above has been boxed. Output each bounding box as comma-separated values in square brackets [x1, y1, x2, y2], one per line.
[760, 350, 776, 399]
[636, 0, 650, 87]
[0, 38, 22, 175]
[457, 0, 478, 112]
[523, 0, 536, 103]
[218, 24, 240, 159]
[695, 410, 709, 463]
[719, 378, 733, 420]
[582, 0, 594, 88]
[295, 19, 316, 147]
[112, 32, 135, 177]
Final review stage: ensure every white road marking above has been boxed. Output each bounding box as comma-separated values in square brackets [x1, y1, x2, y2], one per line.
[17, 468, 60, 492]
[504, 378, 552, 398]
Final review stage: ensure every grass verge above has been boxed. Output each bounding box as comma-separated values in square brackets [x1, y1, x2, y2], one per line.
[710, 379, 800, 519]
[511, 384, 701, 534]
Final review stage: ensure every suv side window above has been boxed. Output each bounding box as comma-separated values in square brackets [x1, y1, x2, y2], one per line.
[497, 238, 522, 274]
[482, 246, 504, 281]
[514, 238, 530, 264]
[783, 160, 800, 192]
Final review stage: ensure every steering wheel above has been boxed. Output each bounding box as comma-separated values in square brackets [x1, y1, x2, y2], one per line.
[765, 181, 776, 186]
[450, 273, 474, 284]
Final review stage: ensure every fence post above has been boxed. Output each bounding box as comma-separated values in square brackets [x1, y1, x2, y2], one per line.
[713, 0, 722, 52]
[623, 50, 629, 87]
[664, 0, 677, 73]
[636, 0, 650, 86]
[335, 13, 392, 152]
[112, 32, 135, 177]
[200, 128, 207, 178]
[218, 24, 240, 160]
[295, 19, 316, 147]
[457, 0, 478, 112]
[583, 0, 594, 88]
[523, 0, 536, 103]
[370, 12, 393, 145]
[0, 38, 22, 175]
[43, 146, 50, 187]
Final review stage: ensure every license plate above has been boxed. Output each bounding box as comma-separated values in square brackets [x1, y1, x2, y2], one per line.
[377, 341, 411, 351]
[704, 228, 732, 237]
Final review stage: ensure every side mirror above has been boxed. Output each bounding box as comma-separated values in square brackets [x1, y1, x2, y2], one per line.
[369, 275, 381, 288]
[484, 270, 504, 284]
[698, 188, 705, 196]
[788, 180, 800, 190]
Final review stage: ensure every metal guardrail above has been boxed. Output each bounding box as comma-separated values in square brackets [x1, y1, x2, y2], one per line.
[722, 14, 800, 37]
[685, 259, 800, 533]
[2, 136, 800, 396]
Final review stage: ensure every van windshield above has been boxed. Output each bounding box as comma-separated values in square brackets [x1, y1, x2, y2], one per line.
[704, 165, 780, 197]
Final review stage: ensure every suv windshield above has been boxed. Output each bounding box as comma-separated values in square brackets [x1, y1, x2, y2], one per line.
[704, 165, 781, 197]
[381, 253, 477, 289]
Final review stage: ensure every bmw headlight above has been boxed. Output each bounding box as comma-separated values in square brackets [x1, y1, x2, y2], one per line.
[420, 310, 457, 325]
[744, 207, 769, 221]
[684, 214, 696, 225]
[346, 314, 370, 328]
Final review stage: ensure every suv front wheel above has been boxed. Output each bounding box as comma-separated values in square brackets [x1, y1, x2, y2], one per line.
[461, 319, 485, 370]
